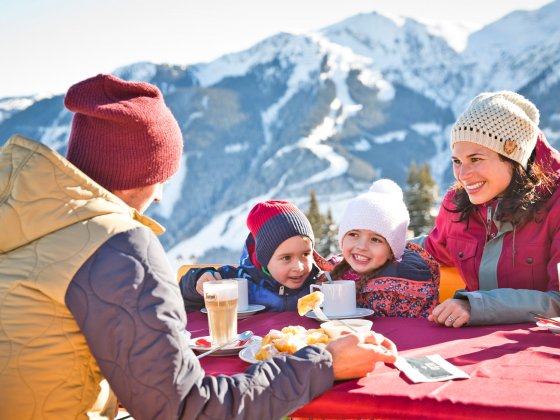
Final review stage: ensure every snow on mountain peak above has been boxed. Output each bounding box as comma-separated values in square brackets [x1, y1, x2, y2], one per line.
[0, 94, 54, 124]
[322, 10, 405, 35]
[194, 32, 323, 87]
[454, 1, 560, 112]
[466, 1, 560, 61]
[421, 20, 476, 52]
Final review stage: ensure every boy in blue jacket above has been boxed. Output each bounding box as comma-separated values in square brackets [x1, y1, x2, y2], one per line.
[181, 200, 324, 312]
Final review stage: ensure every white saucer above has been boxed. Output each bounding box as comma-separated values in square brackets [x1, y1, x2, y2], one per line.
[238, 336, 263, 364]
[201, 304, 266, 319]
[190, 335, 261, 357]
[305, 307, 374, 321]
[536, 317, 560, 334]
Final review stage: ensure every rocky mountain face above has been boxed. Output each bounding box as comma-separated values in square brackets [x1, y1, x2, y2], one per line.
[2, 1, 559, 265]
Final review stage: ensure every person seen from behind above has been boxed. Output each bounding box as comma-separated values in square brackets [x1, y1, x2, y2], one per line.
[0, 74, 397, 420]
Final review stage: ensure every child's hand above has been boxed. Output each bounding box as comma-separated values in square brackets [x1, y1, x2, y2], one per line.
[196, 271, 222, 295]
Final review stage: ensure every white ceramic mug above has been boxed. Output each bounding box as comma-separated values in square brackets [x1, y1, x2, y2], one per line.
[310, 280, 356, 317]
[233, 278, 249, 311]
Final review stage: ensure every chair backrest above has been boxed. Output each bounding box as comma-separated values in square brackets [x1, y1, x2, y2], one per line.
[178, 265, 466, 302]
[439, 266, 466, 302]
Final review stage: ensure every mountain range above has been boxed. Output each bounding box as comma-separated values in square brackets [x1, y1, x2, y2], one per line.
[1, 1, 560, 267]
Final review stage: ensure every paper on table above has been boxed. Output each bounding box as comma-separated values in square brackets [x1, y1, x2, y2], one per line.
[394, 355, 470, 383]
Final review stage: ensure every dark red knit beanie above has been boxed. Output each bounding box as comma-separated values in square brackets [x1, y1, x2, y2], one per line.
[247, 200, 315, 269]
[65, 74, 183, 190]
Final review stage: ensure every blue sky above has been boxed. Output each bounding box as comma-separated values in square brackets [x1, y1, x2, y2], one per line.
[0, 0, 553, 97]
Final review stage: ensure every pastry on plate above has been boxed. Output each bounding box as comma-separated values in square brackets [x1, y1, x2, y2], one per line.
[255, 325, 330, 360]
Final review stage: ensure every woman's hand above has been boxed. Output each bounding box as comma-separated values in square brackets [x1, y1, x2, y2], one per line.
[428, 298, 471, 327]
[326, 331, 397, 380]
[195, 271, 222, 295]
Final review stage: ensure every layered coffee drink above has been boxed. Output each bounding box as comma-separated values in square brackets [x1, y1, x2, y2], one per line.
[203, 280, 238, 346]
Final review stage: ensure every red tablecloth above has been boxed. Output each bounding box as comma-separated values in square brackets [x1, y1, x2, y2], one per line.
[187, 311, 560, 419]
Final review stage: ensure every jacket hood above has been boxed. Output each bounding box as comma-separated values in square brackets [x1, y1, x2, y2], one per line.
[0, 135, 164, 253]
[534, 131, 560, 189]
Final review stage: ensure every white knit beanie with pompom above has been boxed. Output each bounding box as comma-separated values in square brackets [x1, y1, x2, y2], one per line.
[451, 91, 540, 169]
[337, 179, 410, 260]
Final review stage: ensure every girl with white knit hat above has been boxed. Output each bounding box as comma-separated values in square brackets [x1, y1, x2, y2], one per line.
[415, 91, 560, 328]
[325, 179, 440, 318]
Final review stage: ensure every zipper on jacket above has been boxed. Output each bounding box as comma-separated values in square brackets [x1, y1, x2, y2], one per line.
[486, 206, 493, 241]
[278, 285, 289, 311]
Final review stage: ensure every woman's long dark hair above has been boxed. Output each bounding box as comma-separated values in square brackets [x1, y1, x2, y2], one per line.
[448, 150, 555, 226]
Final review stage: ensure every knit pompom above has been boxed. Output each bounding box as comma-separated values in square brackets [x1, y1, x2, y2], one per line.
[368, 178, 403, 200]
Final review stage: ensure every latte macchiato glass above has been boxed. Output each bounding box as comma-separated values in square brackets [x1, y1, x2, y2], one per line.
[203, 280, 238, 346]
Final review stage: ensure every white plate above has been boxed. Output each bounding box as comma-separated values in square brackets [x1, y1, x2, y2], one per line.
[238, 336, 263, 364]
[201, 304, 266, 319]
[305, 307, 375, 321]
[536, 317, 560, 334]
[190, 335, 262, 357]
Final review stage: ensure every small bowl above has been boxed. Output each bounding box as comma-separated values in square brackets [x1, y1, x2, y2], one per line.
[320, 319, 373, 339]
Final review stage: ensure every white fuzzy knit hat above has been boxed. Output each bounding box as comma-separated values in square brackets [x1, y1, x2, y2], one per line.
[338, 179, 410, 260]
[451, 91, 540, 169]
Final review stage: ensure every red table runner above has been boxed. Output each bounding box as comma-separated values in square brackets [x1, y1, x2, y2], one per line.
[187, 311, 560, 419]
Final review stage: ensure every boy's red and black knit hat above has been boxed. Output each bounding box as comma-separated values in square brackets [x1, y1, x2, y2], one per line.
[246, 200, 314, 269]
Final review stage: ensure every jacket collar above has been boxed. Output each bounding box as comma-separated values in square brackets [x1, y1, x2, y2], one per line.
[0, 135, 164, 253]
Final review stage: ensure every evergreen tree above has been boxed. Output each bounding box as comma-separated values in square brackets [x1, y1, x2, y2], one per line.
[305, 190, 338, 258]
[306, 190, 323, 235]
[319, 208, 339, 257]
[404, 162, 438, 236]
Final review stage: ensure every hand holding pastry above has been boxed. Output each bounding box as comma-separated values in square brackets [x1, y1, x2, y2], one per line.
[297, 291, 324, 316]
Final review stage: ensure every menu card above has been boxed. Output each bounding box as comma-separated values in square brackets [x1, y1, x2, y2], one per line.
[394, 355, 470, 383]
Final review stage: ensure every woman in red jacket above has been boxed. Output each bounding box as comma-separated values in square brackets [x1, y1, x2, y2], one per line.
[417, 91, 560, 327]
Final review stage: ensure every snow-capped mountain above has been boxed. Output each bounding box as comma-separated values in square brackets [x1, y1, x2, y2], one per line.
[1, 1, 559, 267]
[0, 94, 54, 124]
[459, 0, 560, 115]
[320, 12, 465, 107]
